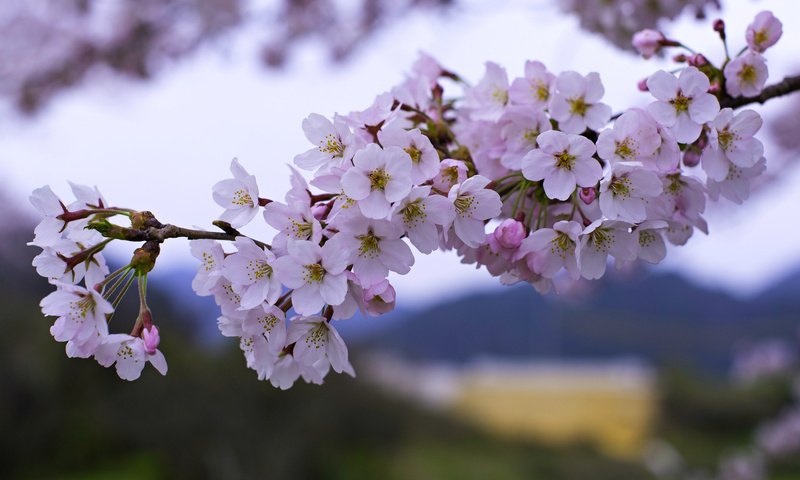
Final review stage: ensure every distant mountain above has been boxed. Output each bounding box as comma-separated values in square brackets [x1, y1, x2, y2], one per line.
[358, 268, 800, 375]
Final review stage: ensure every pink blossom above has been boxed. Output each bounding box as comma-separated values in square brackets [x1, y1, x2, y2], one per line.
[488, 219, 526, 257]
[294, 113, 360, 171]
[287, 315, 354, 376]
[707, 157, 766, 205]
[448, 175, 503, 248]
[432, 159, 468, 193]
[508, 60, 555, 109]
[521, 130, 602, 201]
[378, 127, 439, 184]
[142, 326, 160, 355]
[212, 158, 260, 228]
[724, 52, 768, 98]
[632, 29, 665, 59]
[520, 220, 583, 279]
[599, 162, 664, 223]
[95, 334, 168, 381]
[499, 106, 552, 170]
[596, 109, 661, 165]
[646, 67, 719, 143]
[390, 186, 454, 254]
[701, 108, 764, 181]
[746, 11, 782, 53]
[362, 279, 396, 316]
[272, 240, 349, 315]
[577, 220, 638, 279]
[341, 143, 413, 219]
[549, 71, 612, 134]
[463, 62, 509, 121]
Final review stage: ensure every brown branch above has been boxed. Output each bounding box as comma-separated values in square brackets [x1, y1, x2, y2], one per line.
[720, 74, 800, 109]
[89, 221, 270, 250]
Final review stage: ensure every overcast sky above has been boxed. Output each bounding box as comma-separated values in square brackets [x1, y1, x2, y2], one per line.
[1, 0, 798, 305]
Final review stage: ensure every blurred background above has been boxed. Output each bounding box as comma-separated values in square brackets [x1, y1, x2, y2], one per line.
[2, 0, 800, 479]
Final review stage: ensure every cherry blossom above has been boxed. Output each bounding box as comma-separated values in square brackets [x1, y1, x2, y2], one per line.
[464, 61, 509, 121]
[521, 130, 602, 201]
[447, 175, 503, 248]
[222, 236, 282, 309]
[294, 113, 360, 170]
[390, 186, 454, 254]
[724, 52, 768, 98]
[646, 67, 720, 143]
[746, 11, 782, 53]
[596, 109, 661, 165]
[599, 162, 664, 223]
[287, 315, 354, 376]
[95, 334, 168, 381]
[272, 240, 349, 315]
[632, 29, 665, 59]
[212, 158, 260, 228]
[508, 60, 555, 109]
[701, 108, 764, 181]
[548, 71, 612, 134]
[41, 282, 113, 350]
[341, 143, 413, 219]
[577, 220, 638, 279]
[520, 220, 582, 279]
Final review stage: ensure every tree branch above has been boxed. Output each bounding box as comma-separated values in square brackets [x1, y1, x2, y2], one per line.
[720, 74, 800, 109]
[90, 221, 270, 250]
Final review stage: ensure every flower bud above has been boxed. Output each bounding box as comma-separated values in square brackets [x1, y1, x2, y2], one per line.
[142, 325, 160, 355]
[632, 29, 665, 59]
[637, 78, 649, 92]
[713, 19, 726, 39]
[672, 53, 687, 63]
[491, 219, 526, 250]
[708, 82, 720, 94]
[311, 203, 328, 220]
[362, 280, 396, 316]
[579, 187, 596, 205]
[683, 149, 701, 167]
[687, 53, 708, 67]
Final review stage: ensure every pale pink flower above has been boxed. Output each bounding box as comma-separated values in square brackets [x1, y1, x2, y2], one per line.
[190, 240, 225, 296]
[330, 215, 414, 286]
[448, 175, 503, 248]
[707, 157, 766, 205]
[432, 159, 468, 193]
[596, 109, 661, 165]
[29, 186, 68, 247]
[599, 162, 663, 223]
[41, 282, 112, 348]
[701, 108, 764, 181]
[294, 113, 360, 170]
[634, 220, 669, 264]
[287, 315, 354, 376]
[499, 106, 552, 170]
[521, 130, 602, 201]
[241, 304, 287, 354]
[362, 279, 396, 316]
[95, 334, 168, 381]
[32, 237, 108, 288]
[508, 60, 555, 109]
[577, 220, 638, 279]
[390, 186, 454, 254]
[724, 52, 768, 98]
[632, 29, 665, 59]
[520, 220, 583, 279]
[646, 67, 719, 143]
[411, 51, 443, 84]
[378, 127, 439, 184]
[210, 279, 244, 317]
[222, 236, 282, 309]
[548, 71, 612, 134]
[269, 355, 302, 389]
[746, 11, 782, 53]
[463, 61, 509, 121]
[650, 173, 708, 245]
[263, 200, 323, 254]
[341, 144, 413, 219]
[272, 240, 349, 316]
[239, 333, 279, 380]
[212, 158, 260, 228]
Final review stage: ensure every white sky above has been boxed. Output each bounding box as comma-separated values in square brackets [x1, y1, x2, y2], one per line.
[1, 0, 798, 304]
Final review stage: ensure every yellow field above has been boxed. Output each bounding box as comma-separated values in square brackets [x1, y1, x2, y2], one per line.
[450, 363, 657, 459]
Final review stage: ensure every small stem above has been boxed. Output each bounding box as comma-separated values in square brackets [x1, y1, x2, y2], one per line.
[95, 264, 132, 290]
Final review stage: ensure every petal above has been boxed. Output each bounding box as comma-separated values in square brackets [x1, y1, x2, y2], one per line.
[646, 71, 678, 101]
[543, 169, 576, 201]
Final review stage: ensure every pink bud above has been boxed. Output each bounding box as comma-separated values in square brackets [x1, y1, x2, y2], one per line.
[579, 187, 596, 205]
[687, 54, 708, 67]
[637, 78, 649, 92]
[683, 149, 701, 167]
[362, 280, 396, 316]
[311, 203, 328, 220]
[672, 54, 687, 63]
[491, 219, 526, 250]
[708, 82, 720, 94]
[632, 29, 665, 59]
[142, 326, 160, 355]
[713, 19, 726, 39]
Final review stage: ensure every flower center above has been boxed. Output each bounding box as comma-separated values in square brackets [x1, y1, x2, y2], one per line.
[454, 195, 476, 217]
[639, 230, 656, 247]
[247, 259, 272, 281]
[550, 233, 574, 259]
[568, 97, 588, 116]
[201, 251, 216, 271]
[258, 314, 279, 333]
[590, 228, 614, 253]
[305, 323, 327, 350]
[754, 29, 768, 47]
[717, 128, 736, 151]
[609, 176, 632, 198]
[232, 189, 253, 207]
[739, 64, 757, 85]
[555, 151, 576, 171]
[303, 263, 326, 284]
[443, 166, 460, 184]
[402, 200, 426, 228]
[534, 81, 549, 102]
[492, 88, 509, 105]
[368, 168, 391, 191]
[522, 129, 540, 147]
[70, 295, 95, 321]
[290, 219, 313, 240]
[319, 134, 344, 156]
[357, 232, 381, 259]
[671, 93, 691, 113]
[666, 173, 683, 194]
[615, 138, 636, 159]
[404, 146, 422, 164]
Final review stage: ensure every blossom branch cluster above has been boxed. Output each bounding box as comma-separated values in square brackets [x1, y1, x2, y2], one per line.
[30, 11, 793, 387]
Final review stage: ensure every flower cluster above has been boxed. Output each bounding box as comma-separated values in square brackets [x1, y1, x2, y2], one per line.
[31, 11, 789, 387]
